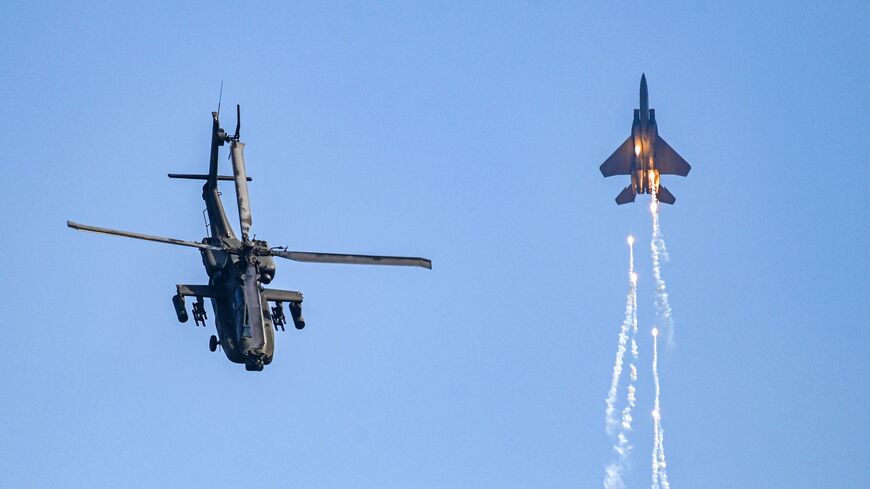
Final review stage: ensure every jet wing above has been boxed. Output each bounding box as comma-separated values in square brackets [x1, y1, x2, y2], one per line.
[600, 136, 634, 177]
[655, 136, 691, 176]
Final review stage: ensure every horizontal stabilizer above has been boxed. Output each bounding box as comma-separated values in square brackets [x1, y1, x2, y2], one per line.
[656, 185, 676, 205]
[615, 185, 636, 205]
[654, 137, 691, 176]
[600, 136, 634, 177]
[168, 173, 252, 182]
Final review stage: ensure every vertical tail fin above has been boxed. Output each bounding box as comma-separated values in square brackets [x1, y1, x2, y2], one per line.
[615, 185, 637, 205]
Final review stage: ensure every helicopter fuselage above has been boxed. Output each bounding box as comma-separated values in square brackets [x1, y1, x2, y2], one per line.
[193, 124, 281, 371]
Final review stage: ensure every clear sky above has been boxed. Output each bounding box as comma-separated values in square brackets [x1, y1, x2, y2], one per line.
[1, 2, 867, 488]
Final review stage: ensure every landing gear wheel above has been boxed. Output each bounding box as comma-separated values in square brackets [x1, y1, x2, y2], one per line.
[209, 335, 219, 352]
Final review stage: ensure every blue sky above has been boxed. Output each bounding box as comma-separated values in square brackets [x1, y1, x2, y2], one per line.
[1, 2, 867, 488]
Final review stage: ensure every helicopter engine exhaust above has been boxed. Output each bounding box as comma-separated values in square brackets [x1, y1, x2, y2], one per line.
[257, 254, 276, 284]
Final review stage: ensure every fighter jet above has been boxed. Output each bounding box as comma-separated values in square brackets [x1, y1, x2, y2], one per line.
[599, 74, 691, 205]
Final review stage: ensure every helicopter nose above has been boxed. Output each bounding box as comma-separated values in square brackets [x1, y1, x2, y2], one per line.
[244, 350, 267, 371]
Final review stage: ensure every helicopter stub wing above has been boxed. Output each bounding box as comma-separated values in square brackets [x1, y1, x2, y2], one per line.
[67, 221, 220, 252]
[176, 284, 225, 298]
[271, 250, 432, 269]
[262, 288, 303, 303]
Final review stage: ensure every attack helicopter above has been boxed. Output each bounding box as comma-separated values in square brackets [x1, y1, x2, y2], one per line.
[68, 106, 431, 371]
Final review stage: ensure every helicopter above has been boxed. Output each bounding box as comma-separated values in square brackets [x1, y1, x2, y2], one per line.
[68, 106, 431, 371]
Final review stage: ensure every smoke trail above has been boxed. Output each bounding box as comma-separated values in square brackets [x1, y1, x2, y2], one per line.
[619, 272, 640, 437]
[650, 327, 670, 489]
[650, 196, 675, 347]
[650, 192, 674, 487]
[605, 236, 637, 434]
[604, 237, 639, 489]
[620, 329, 639, 433]
[609, 296, 641, 489]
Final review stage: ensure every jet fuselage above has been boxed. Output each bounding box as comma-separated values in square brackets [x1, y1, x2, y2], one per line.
[631, 75, 660, 196]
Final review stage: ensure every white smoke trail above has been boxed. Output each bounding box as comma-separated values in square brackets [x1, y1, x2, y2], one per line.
[650, 192, 674, 487]
[610, 302, 641, 488]
[605, 236, 637, 434]
[650, 327, 670, 489]
[604, 237, 639, 489]
[650, 195, 675, 348]
[620, 326, 639, 432]
[620, 274, 640, 434]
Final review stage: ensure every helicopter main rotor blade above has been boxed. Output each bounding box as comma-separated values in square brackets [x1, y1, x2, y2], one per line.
[229, 140, 253, 240]
[271, 250, 432, 269]
[67, 221, 219, 251]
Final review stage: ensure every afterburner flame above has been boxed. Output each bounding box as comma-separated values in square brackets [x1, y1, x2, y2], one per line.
[647, 170, 657, 189]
